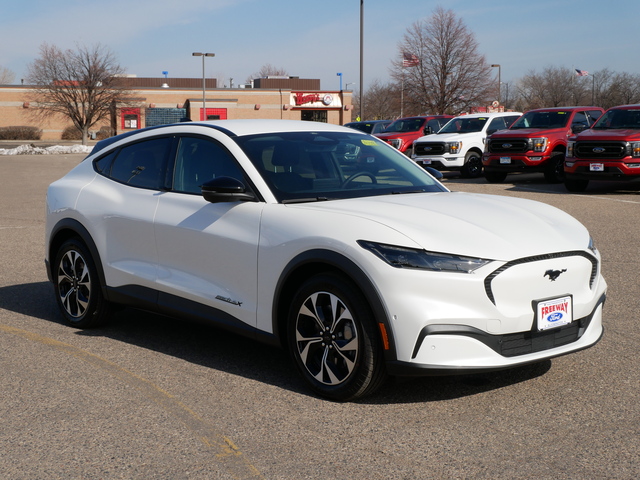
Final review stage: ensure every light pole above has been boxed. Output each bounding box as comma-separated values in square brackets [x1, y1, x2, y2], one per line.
[345, 82, 355, 91]
[337, 72, 343, 91]
[491, 64, 501, 105]
[359, 0, 364, 120]
[192, 52, 215, 120]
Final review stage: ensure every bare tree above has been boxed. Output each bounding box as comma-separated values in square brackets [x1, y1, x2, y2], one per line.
[390, 6, 494, 115]
[245, 63, 289, 83]
[354, 79, 401, 120]
[605, 71, 640, 108]
[25, 43, 136, 144]
[0, 66, 16, 85]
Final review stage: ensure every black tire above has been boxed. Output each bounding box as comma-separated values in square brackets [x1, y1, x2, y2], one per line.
[460, 151, 483, 178]
[53, 238, 112, 328]
[484, 171, 508, 183]
[287, 273, 386, 401]
[564, 178, 589, 192]
[544, 152, 566, 183]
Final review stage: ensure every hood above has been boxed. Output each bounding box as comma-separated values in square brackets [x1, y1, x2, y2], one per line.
[492, 127, 567, 137]
[575, 128, 640, 141]
[375, 131, 419, 140]
[416, 131, 479, 143]
[292, 192, 589, 261]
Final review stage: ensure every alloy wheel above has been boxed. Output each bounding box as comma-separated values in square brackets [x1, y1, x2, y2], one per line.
[57, 249, 91, 318]
[294, 291, 359, 386]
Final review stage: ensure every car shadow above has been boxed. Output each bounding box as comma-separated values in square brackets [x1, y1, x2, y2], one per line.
[1, 281, 553, 404]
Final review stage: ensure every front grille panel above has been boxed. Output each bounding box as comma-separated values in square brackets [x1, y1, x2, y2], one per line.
[500, 318, 583, 357]
[484, 251, 598, 305]
[414, 142, 446, 155]
[488, 138, 529, 153]
[575, 141, 626, 159]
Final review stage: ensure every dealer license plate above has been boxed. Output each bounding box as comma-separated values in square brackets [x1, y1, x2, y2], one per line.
[417, 159, 433, 165]
[536, 295, 573, 331]
[500, 156, 511, 164]
[590, 163, 604, 172]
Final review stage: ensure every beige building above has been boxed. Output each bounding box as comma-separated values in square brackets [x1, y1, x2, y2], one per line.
[0, 76, 354, 140]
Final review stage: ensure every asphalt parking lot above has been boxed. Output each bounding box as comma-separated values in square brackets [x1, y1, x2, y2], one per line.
[1, 154, 638, 479]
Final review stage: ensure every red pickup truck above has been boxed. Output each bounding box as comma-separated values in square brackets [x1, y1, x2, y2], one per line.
[564, 104, 640, 191]
[375, 115, 453, 155]
[483, 106, 603, 183]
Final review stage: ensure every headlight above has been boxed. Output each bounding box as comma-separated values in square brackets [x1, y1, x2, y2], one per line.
[446, 141, 462, 154]
[567, 141, 575, 158]
[358, 241, 492, 273]
[630, 142, 640, 158]
[530, 137, 548, 152]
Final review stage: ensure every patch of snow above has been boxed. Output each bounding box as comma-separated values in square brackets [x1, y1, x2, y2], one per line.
[0, 144, 93, 155]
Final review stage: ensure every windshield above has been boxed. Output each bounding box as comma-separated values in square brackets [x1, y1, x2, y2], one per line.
[439, 117, 488, 134]
[510, 111, 570, 129]
[592, 108, 640, 130]
[345, 122, 374, 133]
[234, 131, 446, 203]
[384, 118, 424, 133]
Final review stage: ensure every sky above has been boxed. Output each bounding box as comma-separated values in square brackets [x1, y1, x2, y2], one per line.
[2, 0, 639, 92]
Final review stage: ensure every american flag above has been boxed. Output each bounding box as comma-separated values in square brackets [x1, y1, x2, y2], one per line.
[575, 69, 589, 77]
[403, 53, 420, 67]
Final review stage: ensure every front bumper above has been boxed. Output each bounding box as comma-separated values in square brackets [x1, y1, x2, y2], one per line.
[483, 154, 551, 172]
[413, 155, 464, 169]
[386, 293, 604, 376]
[374, 247, 606, 377]
[565, 160, 640, 182]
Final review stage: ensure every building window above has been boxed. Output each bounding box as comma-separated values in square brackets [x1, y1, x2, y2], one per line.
[301, 110, 328, 123]
[121, 108, 141, 130]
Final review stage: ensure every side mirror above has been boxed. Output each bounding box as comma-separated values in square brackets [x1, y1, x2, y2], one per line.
[572, 124, 588, 134]
[423, 166, 443, 180]
[423, 126, 433, 135]
[201, 177, 256, 203]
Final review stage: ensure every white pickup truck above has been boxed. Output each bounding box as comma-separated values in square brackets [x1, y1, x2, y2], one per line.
[411, 111, 522, 178]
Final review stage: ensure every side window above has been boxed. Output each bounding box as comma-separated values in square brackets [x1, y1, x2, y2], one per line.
[108, 137, 171, 189]
[173, 136, 245, 194]
[587, 110, 603, 125]
[94, 150, 117, 174]
[572, 111, 588, 128]
[487, 117, 507, 134]
[426, 119, 443, 133]
[505, 115, 520, 128]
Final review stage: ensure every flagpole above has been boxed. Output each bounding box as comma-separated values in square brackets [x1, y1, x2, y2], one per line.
[401, 65, 405, 118]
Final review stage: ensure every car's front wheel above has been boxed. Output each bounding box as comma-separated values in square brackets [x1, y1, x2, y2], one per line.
[53, 238, 112, 328]
[564, 178, 589, 192]
[460, 151, 483, 178]
[287, 273, 386, 401]
[484, 171, 508, 183]
[544, 152, 566, 183]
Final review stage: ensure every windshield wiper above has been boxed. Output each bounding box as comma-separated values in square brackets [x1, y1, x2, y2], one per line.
[282, 197, 332, 204]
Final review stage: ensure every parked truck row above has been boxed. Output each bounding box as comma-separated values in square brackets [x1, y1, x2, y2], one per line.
[354, 103, 640, 192]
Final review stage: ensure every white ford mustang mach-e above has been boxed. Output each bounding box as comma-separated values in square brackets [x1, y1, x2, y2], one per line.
[45, 120, 606, 400]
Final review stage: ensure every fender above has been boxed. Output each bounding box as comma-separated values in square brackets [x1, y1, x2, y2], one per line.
[272, 249, 399, 362]
[47, 218, 110, 300]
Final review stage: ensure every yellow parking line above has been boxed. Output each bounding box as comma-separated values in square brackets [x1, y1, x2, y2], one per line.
[0, 323, 265, 479]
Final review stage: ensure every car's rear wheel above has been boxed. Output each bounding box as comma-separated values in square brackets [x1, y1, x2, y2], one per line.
[460, 151, 483, 178]
[564, 178, 589, 192]
[287, 273, 386, 401]
[484, 171, 508, 183]
[53, 238, 112, 328]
